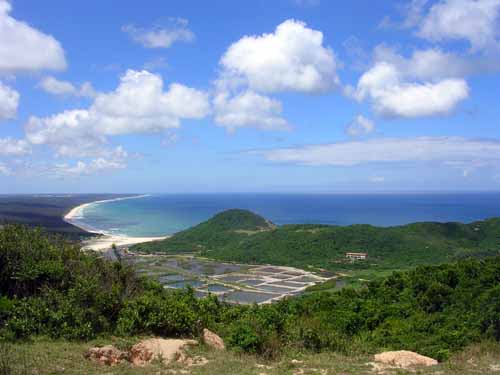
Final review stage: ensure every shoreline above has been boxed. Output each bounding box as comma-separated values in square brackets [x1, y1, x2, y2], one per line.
[63, 194, 169, 251]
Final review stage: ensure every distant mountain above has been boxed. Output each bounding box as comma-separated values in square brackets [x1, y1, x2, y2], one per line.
[132, 210, 500, 275]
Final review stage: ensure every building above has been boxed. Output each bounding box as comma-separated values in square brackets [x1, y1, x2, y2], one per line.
[345, 252, 367, 260]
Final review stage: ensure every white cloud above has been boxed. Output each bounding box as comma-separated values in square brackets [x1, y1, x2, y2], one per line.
[25, 109, 102, 157]
[38, 76, 97, 98]
[161, 132, 179, 147]
[220, 19, 339, 94]
[258, 137, 500, 169]
[418, 0, 500, 51]
[369, 176, 385, 183]
[293, 0, 321, 7]
[0, 162, 11, 175]
[354, 57, 469, 118]
[143, 57, 168, 71]
[345, 115, 375, 137]
[26, 70, 210, 156]
[52, 148, 127, 177]
[379, 0, 430, 29]
[0, 137, 31, 155]
[213, 19, 337, 132]
[214, 90, 290, 132]
[0, 0, 66, 73]
[122, 19, 194, 49]
[0, 81, 19, 120]
[90, 70, 209, 135]
[373, 45, 472, 80]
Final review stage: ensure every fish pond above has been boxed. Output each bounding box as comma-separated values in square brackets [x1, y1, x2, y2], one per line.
[112, 251, 332, 304]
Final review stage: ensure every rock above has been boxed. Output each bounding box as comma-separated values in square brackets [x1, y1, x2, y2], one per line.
[181, 355, 209, 367]
[129, 338, 198, 366]
[374, 350, 438, 369]
[85, 345, 128, 366]
[202, 328, 225, 350]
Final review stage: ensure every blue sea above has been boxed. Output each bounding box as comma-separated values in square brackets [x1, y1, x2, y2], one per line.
[74, 193, 500, 237]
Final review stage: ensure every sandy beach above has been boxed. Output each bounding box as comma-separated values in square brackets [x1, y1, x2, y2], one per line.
[80, 234, 169, 251]
[64, 195, 169, 251]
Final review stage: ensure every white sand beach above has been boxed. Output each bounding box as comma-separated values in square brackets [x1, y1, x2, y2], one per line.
[64, 195, 169, 251]
[80, 235, 169, 251]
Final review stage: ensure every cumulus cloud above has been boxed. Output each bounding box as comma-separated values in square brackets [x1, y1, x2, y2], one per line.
[220, 19, 339, 94]
[345, 115, 375, 137]
[373, 45, 473, 80]
[213, 19, 337, 131]
[354, 46, 470, 118]
[38, 76, 97, 98]
[0, 137, 31, 155]
[0, 81, 19, 120]
[418, 0, 500, 51]
[26, 70, 210, 157]
[258, 137, 500, 171]
[0, 0, 66, 73]
[214, 90, 290, 132]
[25, 109, 104, 157]
[122, 18, 194, 49]
[51, 147, 127, 177]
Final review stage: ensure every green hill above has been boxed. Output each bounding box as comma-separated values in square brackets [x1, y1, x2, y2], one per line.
[132, 209, 275, 253]
[132, 210, 500, 274]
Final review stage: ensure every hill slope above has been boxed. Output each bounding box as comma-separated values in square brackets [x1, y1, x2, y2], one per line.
[132, 209, 275, 253]
[132, 210, 500, 273]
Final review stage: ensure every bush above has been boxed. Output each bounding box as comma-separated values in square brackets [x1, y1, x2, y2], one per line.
[116, 288, 198, 337]
[1, 225, 499, 362]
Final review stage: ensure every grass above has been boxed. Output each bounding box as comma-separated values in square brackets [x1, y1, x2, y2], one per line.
[1, 339, 499, 374]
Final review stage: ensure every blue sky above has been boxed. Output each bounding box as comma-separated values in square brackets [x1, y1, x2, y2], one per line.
[1, 0, 500, 193]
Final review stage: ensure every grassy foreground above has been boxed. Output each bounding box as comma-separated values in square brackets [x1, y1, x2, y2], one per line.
[2, 339, 500, 374]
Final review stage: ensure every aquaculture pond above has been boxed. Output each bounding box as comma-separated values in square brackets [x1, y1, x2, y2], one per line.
[112, 250, 332, 305]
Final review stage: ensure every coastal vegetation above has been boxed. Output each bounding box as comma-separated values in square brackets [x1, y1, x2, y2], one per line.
[1, 224, 499, 368]
[0, 194, 125, 238]
[132, 209, 500, 276]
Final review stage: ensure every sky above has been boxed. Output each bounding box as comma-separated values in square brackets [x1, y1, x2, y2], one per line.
[1, 0, 500, 194]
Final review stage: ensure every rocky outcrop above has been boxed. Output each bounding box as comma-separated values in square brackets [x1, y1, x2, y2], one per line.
[85, 339, 200, 367]
[84, 345, 128, 366]
[374, 350, 438, 369]
[202, 328, 225, 350]
[129, 338, 198, 366]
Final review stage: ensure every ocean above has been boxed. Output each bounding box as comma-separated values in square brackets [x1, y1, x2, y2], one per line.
[73, 193, 500, 237]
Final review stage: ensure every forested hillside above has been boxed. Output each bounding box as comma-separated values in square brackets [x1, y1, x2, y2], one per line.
[132, 210, 500, 273]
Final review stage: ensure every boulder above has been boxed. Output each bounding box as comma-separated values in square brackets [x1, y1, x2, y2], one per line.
[202, 328, 225, 350]
[84, 345, 128, 366]
[374, 350, 438, 368]
[129, 338, 198, 366]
